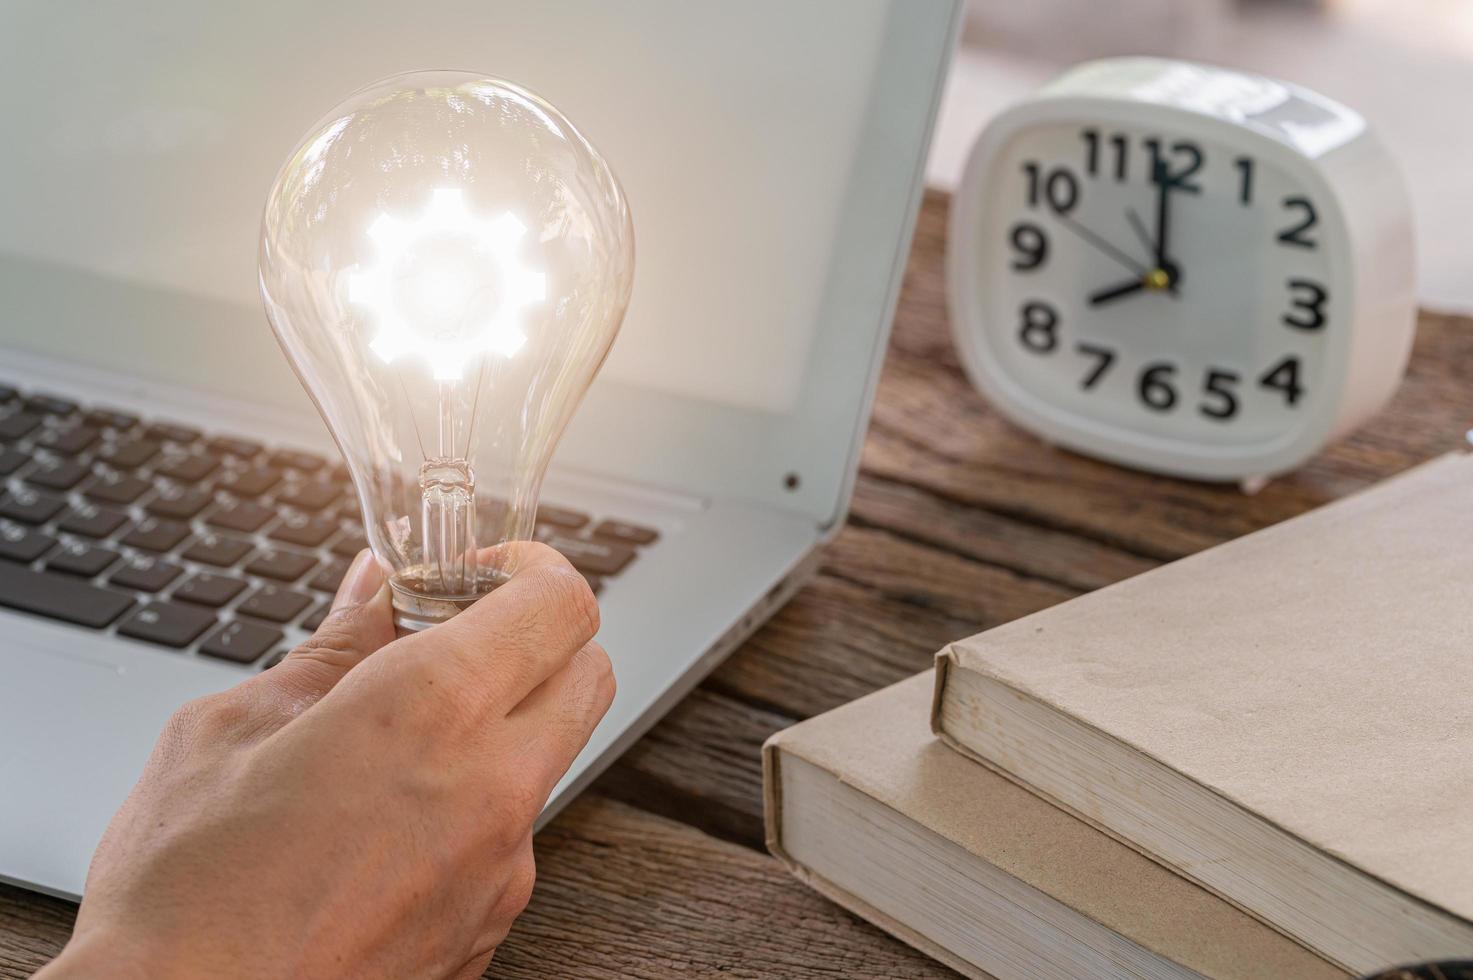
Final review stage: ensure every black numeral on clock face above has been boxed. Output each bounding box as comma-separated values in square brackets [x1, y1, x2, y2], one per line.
[1234, 156, 1254, 206]
[1018, 301, 1059, 352]
[1277, 197, 1318, 249]
[1081, 129, 1129, 181]
[1023, 163, 1079, 213]
[1283, 279, 1328, 330]
[1200, 369, 1240, 420]
[1259, 356, 1305, 405]
[1075, 343, 1115, 389]
[1053, 344, 1303, 417]
[1137, 362, 1178, 411]
[1144, 138, 1203, 192]
[1009, 222, 1049, 271]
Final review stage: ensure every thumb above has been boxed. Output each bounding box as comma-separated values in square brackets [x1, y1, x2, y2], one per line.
[253, 550, 396, 707]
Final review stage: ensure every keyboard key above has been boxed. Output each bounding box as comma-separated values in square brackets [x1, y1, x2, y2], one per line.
[245, 549, 317, 582]
[0, 561, 134, 628]
[181, 533, 252, 567]
[0, 412, 42, 441]
[0, 522, 55, 563]
[302, 603, 331, 631]
[154, 452, 220, 482]
[117, 602, 215, 648]
[207, 499, 274, 533]
[277, 481, 339, 512]
[35, 425, 98, 455]
[86, 472, 150, 505]
[307, 560, 349, 593]
[537, 504, 590, 529]
[174, 572, 248, 608]
[145, 423, 201, 445]
[538, 532, 635, 576]
[238, 585, 313, 623]
[200, 619, 283, 663]
[23, 393, 77, 416]
[56, 503, 128, 539]
[269, 513, 337, 548]
[120, 518, 190, 554]
[218, 467, 282, 497]
[85, 408, 140, 431]
[591, 519, 659, 546]
[0, 488, 66, 525]
[47, 540, 119, 577]
[26, 458, 90, 491]
[110, 554, 183, 592]
[208, 436, 263, 459]
[145, 486, 213, 520]
[330, 530, 368, 559]
[97, 438, 160, 469]
[260, 648, 290, 670]
[583, 574, 604, 595]
[268, 449, 325, 473]
[0, 447, 26, 475]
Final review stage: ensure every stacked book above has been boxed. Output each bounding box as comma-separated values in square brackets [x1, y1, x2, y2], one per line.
[764, 453, 1473, 979]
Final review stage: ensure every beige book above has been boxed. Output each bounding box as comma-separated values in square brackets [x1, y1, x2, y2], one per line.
[934, 453, 1473, 975]
[764, 673, 1343, 980]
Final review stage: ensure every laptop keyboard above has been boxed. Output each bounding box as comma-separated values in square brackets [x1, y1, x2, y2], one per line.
[0, 384, 658, 668]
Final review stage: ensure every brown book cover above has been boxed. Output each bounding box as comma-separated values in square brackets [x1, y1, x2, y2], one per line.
[765, 673, 1343, 980]
[934, 453, 1473, 974]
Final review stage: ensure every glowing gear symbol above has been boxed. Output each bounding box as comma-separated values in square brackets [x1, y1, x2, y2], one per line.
[346, 188, 546, 380]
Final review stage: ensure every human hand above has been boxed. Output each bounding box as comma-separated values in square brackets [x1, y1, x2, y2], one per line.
[37, 544, 614, 980]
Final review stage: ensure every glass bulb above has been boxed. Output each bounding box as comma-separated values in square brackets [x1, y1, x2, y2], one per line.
[259, 71, 634, 630]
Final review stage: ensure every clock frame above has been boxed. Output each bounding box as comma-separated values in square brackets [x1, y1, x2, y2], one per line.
[948, 58, 1415, 482]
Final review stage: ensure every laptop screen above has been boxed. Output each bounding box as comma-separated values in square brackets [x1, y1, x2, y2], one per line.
[0, 0, 891, 417]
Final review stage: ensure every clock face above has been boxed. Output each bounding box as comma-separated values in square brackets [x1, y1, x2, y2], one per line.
[978, 120, 1337, 448]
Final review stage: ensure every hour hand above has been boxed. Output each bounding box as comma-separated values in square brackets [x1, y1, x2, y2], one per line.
[1089, 277, 1146, 307]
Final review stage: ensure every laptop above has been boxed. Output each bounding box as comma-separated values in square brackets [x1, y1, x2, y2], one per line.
[0, 0, 960, 898]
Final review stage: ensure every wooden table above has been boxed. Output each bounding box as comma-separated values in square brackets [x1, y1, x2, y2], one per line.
[5, 190, 1472, 978]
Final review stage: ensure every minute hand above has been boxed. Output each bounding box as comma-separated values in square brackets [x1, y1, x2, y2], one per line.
[1153, 161, 1172, 268]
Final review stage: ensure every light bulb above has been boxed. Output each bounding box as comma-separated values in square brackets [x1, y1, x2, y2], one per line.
[259, 71, 634, 630]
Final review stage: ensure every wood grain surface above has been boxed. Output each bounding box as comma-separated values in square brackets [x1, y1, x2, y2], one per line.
[4, 190, 1471, 978]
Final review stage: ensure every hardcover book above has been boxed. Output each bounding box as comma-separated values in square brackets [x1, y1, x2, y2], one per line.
[764, 673, 1341, 980]
[934, 453, 1473, 974]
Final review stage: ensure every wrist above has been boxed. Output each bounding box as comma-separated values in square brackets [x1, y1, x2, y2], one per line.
[39, 927, 192, 980]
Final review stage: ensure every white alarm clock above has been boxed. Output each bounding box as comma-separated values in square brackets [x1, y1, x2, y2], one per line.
[948, 58, 1415, 484]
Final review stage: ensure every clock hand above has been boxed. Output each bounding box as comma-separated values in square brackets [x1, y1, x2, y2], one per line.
[1089, 278, 1147, 307]
[1141, 162, 1181, 294]
[1053, 210, 1149, 278]
[1126, 208, 1155, 258]
[1153, 160, 1172, 269]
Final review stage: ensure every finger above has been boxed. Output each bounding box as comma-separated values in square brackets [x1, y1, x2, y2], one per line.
[249, 550, 395, 707]
[408, 542, 600, 710]
[507, 640, 616, 797]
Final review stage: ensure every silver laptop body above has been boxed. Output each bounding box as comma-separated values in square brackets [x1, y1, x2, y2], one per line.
[0, 0, 959, 897]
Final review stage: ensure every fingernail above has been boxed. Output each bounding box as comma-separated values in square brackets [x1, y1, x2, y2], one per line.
[333, 550, 383, 611]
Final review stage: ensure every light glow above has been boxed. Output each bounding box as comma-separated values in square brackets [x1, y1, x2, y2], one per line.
[347, 188, 545, 380]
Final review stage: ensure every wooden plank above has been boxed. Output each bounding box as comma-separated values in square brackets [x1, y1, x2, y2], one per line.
[0, 886, 70, 979]
[596, 687, 791, 849]
[849, 472, 1155, 593]
[495, 796, 953, 979]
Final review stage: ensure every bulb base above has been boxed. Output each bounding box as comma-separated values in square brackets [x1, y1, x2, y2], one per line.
[389, 577, 481, 632]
